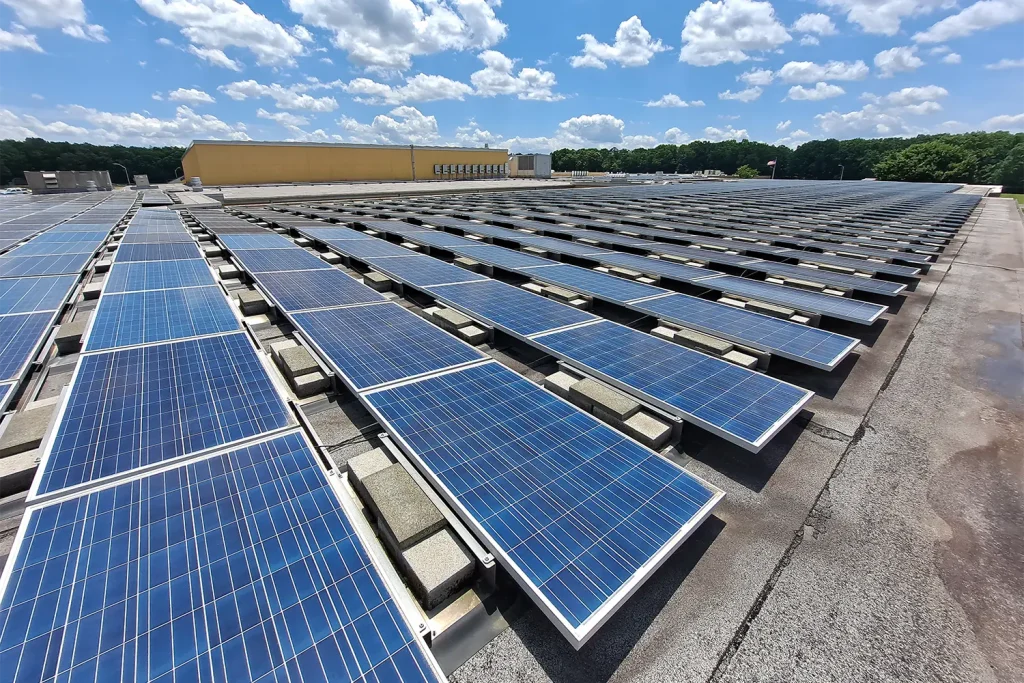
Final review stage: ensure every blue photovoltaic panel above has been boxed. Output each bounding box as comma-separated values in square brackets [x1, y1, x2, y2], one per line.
[597, 251, 711, 283]
[363, 255, 487, 287]
[255, 269, 387, 312]
[119, 232, 195, 244]
[527, 264, 665, 303]
[424, 220, 538, 243]
[85, 286, 240, 351]
[517, 236, 614, 258]
[365, 361, 721, 643]
[0, 243, 90, 259]
[744, 261, 907, 296]
[0, 275, 77, 315]
[104, 260, 216, 294]
[26, 230, 109, 244]
[295, 227, 374, 241]
[293, 303, 485, 390]
[114, 243, 203, 263]
[0, 381, 13, 410]
[316, 237, 414, 260]
[0, 311, 54, 381]
[457, 244, 559, 270]
[401, 230, 475, 250]
[564, 230, 657, 248]
[219, 233, 295, 250]
[535, 321, 812, 448]
[35, 332, 291, 496]
[232, 248, 332, 274]
[711, 275, 888, 324]
[359, 220, 428, 236]
[0, 253, 92, 277]
[632, 293, 859, 370]
[428, 280, 597, 337]
[1, 431, 443, 683]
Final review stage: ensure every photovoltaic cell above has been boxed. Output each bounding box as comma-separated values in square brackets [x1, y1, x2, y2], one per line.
[0, 275, 78, 315]
[104, 260, 216, 294]
[35, 332, 291, 496]
[525, 264, 665, 303]
[0, 431, 443, 683]
[28, 231, 109, 244]
[457, 244, 559, 270]
[314, 237, 413, 260]
[710, 275, 887, 324]
[293, 303, 485, 390]
[596, 251, 711, 283]
[4, 241, 99, 257]
[363, 255, 487, 288]
[119, 231, 195, 244]
[631, 293, 858, 370]
[0, 312, 54, 381]
[0, 253, 92, 277]
[426, 280, 597, 337]
[114, 243, 203, 263]
[364, 361, 721, 645]
[85, 286, 241, 351]
[297, 227, 376, 241]
[231, 248, 332, 274]
[255, 269, 387, 312]
[219, 233, 296, 250]
[535, 321, 812, 448]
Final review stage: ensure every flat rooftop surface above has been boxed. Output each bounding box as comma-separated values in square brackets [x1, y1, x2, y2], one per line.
[450, 197, 1024, 683]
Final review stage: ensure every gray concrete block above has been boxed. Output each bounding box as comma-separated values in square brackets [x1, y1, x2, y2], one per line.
[723, 349, 759, 369]
[747, 300, 796, 319]
[610, 267, 642, 280]
[568, 298, 590, 309]
[55, 318, 89, 355]
[218, 264, 241, 280]
[674, 327, 734, 355]
[348, 447, 392, 500]
[522, 246, 548, 257]
[719, 296, 747, 308]
[651, 326, 676, 342]
[294, 237, 311, 247]
[622, 411, 672, 450]
[637, 276, 657, 284]
[402, 528, 474, 609]
[196, 233, 212, 242]
[521, 282, 545, 295]
[454, 257, 479, 271]
[544, 371, 579, 399]
[458, 325, 488, 345]
[783, 277, 827, 292]
[790, 314, 813, 325]
[0, 406, 54, 458]
[245, 314, 272, 331]
[94, 259, 111, 273]
[293, 371, 329, 398]
[434, 307, 472, 331]
[0, 450, 37, 497]
[82, 282, 103, 300]
[660, 253, 692, 265]
[270, 339, 298, 361]
[321, 252, 342, 264]
[363, 271, 392, 291]
[400, 242, 421, 252]
[543, 285, 579, 303]
[237, 290, 268, 316]
[363, 464, 445, 551]
[202, 245, 223, 258]
[594, 266, 611, 273]
[569, 378, 640, 420]
[278, 345, 319, 381]
[823, 288, 848, 297]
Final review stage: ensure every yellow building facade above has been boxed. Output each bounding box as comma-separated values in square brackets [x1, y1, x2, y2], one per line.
[181, 140, 510, 186]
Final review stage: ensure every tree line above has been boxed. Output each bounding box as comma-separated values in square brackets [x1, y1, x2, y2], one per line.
[551, 131, 1024, 192]
[1, 138, 186, 186]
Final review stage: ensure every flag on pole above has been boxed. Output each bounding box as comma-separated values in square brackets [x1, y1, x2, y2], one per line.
[767, 159, 777, 167]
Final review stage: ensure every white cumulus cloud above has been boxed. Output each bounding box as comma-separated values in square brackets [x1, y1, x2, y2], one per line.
[985, 58, 1024, 69]
[874, 46, 924, 77]
[983, 113, 1024, 131]
[738, 67, 775, 86]
[0, 26, 42, 51]
[679, 0, 791, 66]
[702, 125, 749, 141]
[913, 0, 1024, 43]
[644, 94, 706, 108]
[168, 87, 215, 105]
[342, 74, 474, 105]
[218, 80, 338, 111]
[0, 0, 107, 42]
[718, 86, 763, 102]
[776, 119, 792, 131]
[256, 108, 310, 127]
[817, 0, 954, 36]
[792, 13, 838, 35]
[570, 15, 669, 69]
[338, 105, 441, 145]
[470, 50, 564, 101]
[777, 60, 869, 83]
[786, 82, 846, 100]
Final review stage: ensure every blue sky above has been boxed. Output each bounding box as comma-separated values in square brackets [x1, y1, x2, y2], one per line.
[1, 0, 1022, 150]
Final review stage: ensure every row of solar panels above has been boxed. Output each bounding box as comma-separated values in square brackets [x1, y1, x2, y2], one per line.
[5, 208, 446, 683]
[200, 211, 726, 648]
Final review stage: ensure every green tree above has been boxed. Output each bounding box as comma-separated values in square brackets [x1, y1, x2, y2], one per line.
[734, 164, 759, 178]
[993, 142, 1024, 194]
[874, 141, 978, 183]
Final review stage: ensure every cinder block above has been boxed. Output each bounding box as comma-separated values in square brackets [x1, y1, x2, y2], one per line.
[651, 326, 676, 342]
[790, 314, 813, 325]
[543, 371, 579, 399]
[660, 254, 692, 265]
[674, 327, 734, 355]
[196, 233, 212, 242]
[270, 339, 298, 361]
[400, 242, 421, 252]
[321, 252, 342, 264]
[402, 528, 474, 609]
[363, 464, 446, 552]
[454, 257, 479, 271]
[218, 265, 241, 280]
[0, 450, 37, 497]
[202, 245, 223, 258]
[543, 285, 579, 303]
[569, 378, 640, 420]
[823, 288, 848, 297]
[237, 290, 268, 316]
[293, 371, 329, 397]
[568, 298, 590, 309]
[594, 266, 611, 273]
[105, 243, 117, 252]
[465, 234, 482, 241]
[746, 300, 796, 319]
[363, 271, 392, 291]
[278, 345, 319, 381]
[783, 278, 826, 292]
[347, 448, 392, 502]
[82, 282, 103, 300]
[621, 411, 672, 450]
[245, 314, 272, 331]
[457, 325, 488, 345]
[610, 267, 642, 280]
[0, 406, 54, 458]
[434, 307, 472, 331]
[94, 259, 112, 273]
[522, 247, 548, 257]
[723, 350, 759, 369]
[578, 238, 599, 246]
[637, 276, 657, 284]
[719, 296, 747, 308]
[55, 318, 89, 355]
[294, 237, 311, 247]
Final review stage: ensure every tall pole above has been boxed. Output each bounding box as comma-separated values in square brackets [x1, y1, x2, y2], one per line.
[771, 161, 777, 180]
[838, 164, 845, 181]
[114, 162, 130, 188]
[174, 166, 182, 181]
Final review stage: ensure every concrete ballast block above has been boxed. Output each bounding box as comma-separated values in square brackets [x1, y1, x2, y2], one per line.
[202, 245, 223, 258]
[0, 406, 54, 458]
[347, 447, 392, 501]
[278, 345, 319, 381]
[402, 528, 474, 609]
[55, 318, 89, 355]
[433, 307, 472, 331]
[622, 411, 673, 450]
[94, 259, 112, 273]
[454, 257, 479, 271]
[723, 350, 759, 369]
[236, 290, 268, 316]
[651, 326, 676, 342]
[673, 327, 734, 355]
[293, 371, 329, 398]
[82, 282, 103, 300]
[218, 265, 241, 280]
[321, 252, 342, 264]
[746, 300, 795, 319]
[457, 325, 488, 345]
[544, 371, 580, 399]
[569, 378, 641, 421]
[362, 464, 446, 551]
[543, 285, 579, 303]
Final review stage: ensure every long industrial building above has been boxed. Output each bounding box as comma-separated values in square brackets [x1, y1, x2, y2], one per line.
[181, 140, 511, 186]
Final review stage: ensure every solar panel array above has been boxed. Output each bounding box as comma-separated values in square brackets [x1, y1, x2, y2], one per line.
[195, 210, 724, 648]
[5, 206, 445, 683]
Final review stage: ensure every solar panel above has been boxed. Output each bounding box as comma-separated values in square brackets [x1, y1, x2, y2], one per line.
[2, 430, 444, 683]
[118, 231, 195, 244]
[632, 293, 859, 370]
[596, 252, 711, 283]
[399, 230, 476, 250]
[0, 275, 77, 315]
[364, 361, 722, 647]
[359, 220, 428, 236]
[104, 260, 216, 294]
[0, 381, 13, 411]
[316, 237, 414, 260]
[5, 241, 97, 258]
[293, 303, 486, 390]
[525, 264, 665, 303]
[426, 279, 598, 337]
[363, 255, 487, 287]
[534, 321, 812, 448]
[220, 233, 296, 250]
[255, 269, 387, 312]
[232, 248, 332, 274]
[85, 286, 241, 351]
[710, 275, 888, 324]
[517, 236, 613, 257]
[114, 243, 203, 263]
[457, 244, 559, 270]
[296, 226, 376, 241]
[34, 332, 292, 497]
[0, 253, 92, 277]
[0, 311, 54, 381]
[26, 230, 110, 243]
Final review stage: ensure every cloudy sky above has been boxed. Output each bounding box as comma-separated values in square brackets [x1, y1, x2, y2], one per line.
[1, 0, 1021, 150]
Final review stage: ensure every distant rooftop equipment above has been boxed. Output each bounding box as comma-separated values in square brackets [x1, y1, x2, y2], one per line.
[24, 170, 112, 194]
[132, 174, 151, 188]
[509, 153, 552, 179]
